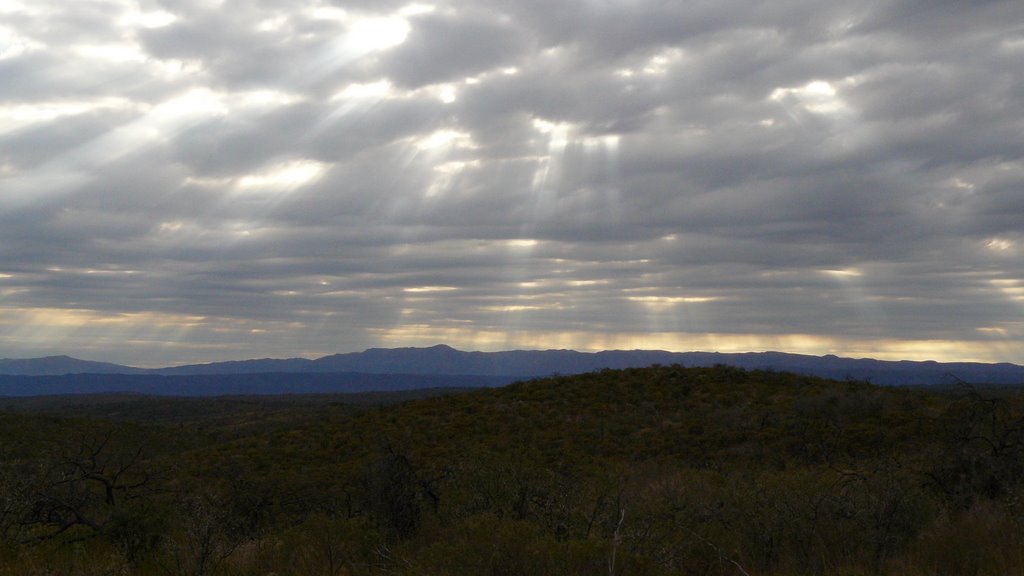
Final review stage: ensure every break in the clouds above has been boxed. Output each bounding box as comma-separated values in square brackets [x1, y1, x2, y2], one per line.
[1, 0, 1023, 367]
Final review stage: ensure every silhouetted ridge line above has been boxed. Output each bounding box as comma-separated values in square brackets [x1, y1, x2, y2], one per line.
[2, 347, 1023, 388]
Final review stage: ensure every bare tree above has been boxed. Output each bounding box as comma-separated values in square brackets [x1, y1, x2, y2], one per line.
[6, 426, 159, 553]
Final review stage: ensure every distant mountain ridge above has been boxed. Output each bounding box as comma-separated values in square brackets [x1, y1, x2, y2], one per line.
[2, 345, 1024, 387]
[0, 372, 511, 397]
[0, 355, 147, 376]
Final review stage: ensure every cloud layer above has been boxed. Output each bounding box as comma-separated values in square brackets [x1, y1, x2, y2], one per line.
[1, 0, 1023, 366]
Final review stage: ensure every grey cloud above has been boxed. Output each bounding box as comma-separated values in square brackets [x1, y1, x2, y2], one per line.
[2, 0, 1024, 365]
[169, 104, 318, 176]
[140, 14, 314, 89]
[305, 96, 450, 161]
[379, 10, 530, 88]
[0, 108, 141, 170]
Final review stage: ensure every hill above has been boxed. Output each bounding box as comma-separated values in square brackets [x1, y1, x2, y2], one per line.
[3, 365, 1024, 574]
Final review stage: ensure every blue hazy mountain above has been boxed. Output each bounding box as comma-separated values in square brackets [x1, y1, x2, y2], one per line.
[0, 355, 147, 376]
[0, 371, 512, 397]
[2, 346, 1024, 396]
[156, 345, 1024, 386]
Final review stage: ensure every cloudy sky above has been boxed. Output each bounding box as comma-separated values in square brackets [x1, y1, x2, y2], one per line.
[1, 0, 1023, 367]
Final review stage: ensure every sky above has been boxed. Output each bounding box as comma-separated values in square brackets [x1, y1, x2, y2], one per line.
[1, 0, 1023, 367]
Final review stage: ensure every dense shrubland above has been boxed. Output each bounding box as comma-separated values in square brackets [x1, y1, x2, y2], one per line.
[3, 365, 1024, 574]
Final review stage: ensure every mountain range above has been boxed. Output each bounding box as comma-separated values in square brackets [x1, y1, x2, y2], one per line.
[1, 345, 1023, 397]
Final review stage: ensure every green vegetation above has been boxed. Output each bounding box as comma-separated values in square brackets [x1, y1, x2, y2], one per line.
[3, 365, 1024, 575]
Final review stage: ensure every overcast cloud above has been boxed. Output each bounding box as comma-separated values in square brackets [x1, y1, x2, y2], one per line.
[1, 0, 1023, 366]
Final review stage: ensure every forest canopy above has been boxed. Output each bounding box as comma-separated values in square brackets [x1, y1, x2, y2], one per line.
[2, 365, 1024, 575]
